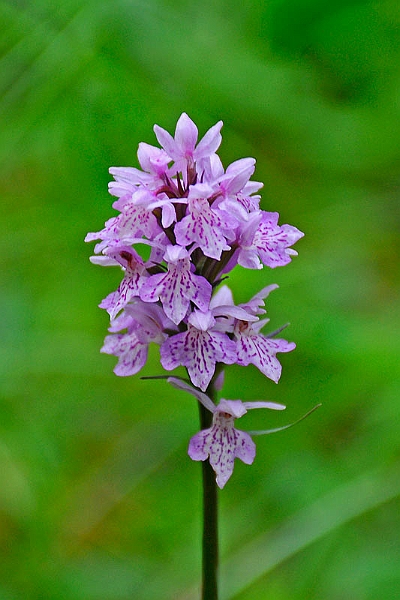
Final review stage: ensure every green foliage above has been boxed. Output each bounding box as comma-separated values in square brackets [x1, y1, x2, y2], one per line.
[1, 0, 400, 597]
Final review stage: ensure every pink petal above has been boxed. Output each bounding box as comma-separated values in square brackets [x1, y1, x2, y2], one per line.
[254, 213, 304, 268]
[174, 197, 237, 260]
[174, 113, 198, 156]
[137, 142, 171, 176]
[233, 429, 256, 465]
[217, 399, 247, 418]
[188, 430, 209, 461]
[194, 120, 223, 160]
[160, 328, 236, 391]
[153, 124, 177, 158]
[236, 334, 295, 383]
[101, 332, 148, 376]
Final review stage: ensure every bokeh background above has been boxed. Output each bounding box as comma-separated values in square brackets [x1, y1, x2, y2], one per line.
[2, 0, 400, 598]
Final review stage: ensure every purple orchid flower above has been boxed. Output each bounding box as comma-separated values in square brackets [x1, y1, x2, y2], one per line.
[168, 377, 320, 488]
[153, 112, 223, 176]
[102, 301, 175, 376]
[168, 377, 285, 488]
[174, 183, 238, 260]
[237, 211, 304, 269]
[139, 245, 212, 325]
[86, 112, 305, 438]
[160, 309, 237, 391]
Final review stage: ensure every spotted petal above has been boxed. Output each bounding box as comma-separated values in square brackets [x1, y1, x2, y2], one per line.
[188, 410, 256, 488]
[101, 331, 149, 376]
[253, 212, 304, 268]
[140, 247, 211, 324]
[236, 331, 295, 383]
[160, 323, 237, 391]
[174, 194, 238, 260]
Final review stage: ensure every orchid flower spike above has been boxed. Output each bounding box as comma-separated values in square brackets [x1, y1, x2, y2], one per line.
[86, 114, 303, 385]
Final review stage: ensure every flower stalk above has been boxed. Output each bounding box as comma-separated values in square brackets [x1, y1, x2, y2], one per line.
[199, 383, 219, 600]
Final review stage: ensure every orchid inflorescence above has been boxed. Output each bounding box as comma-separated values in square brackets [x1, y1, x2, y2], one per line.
[86, 113, 305, 487]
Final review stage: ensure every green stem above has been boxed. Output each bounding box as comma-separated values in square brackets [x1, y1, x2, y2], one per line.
[199, 381, 219, 600]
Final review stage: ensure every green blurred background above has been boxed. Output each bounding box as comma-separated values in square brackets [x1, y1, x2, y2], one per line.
[2, 0, 400, 598]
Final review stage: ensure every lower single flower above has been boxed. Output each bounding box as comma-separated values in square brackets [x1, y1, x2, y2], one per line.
[168, 377, 320, 489]
[168, 377, 285, 488]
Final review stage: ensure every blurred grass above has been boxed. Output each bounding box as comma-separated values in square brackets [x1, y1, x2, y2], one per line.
[1, 0, 400, 598]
